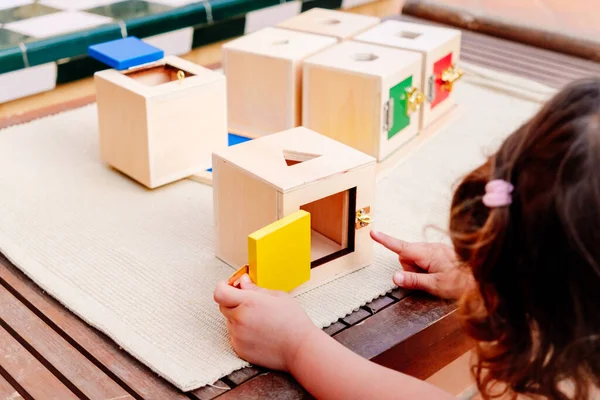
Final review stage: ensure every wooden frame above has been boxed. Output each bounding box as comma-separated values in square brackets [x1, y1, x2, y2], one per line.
[355, 20, 462, 129]
[213, 127, 376, 294]
[94, 55, 227, 189]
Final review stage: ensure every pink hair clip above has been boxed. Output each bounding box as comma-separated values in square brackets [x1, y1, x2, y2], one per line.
[482, 179, 514, 208]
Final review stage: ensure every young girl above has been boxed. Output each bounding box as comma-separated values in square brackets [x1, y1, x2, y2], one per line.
[214, 78, 600, 400]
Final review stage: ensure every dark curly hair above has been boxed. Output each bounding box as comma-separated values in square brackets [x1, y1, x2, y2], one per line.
[449, 78, 600, 399]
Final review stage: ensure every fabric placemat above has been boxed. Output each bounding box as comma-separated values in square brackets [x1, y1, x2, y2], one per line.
[0, 62, 556, 391]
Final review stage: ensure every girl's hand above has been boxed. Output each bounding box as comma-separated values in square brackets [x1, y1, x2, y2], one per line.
[371, 230, 475, 300]
[213, 275, 319, 371]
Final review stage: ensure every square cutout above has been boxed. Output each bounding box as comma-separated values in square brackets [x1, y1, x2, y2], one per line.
[126, 64, 193, 87]
[301, 187, 356, 268]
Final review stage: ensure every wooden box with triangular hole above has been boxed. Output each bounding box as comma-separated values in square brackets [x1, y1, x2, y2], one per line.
[355, 20, 462, 129]
[303, 41, 424, 161]
[213, 127, 376, 293]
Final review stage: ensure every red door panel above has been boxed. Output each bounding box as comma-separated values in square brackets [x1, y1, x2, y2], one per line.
[431, 52, 453, 109]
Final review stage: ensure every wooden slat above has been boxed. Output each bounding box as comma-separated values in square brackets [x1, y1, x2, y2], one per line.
[218, 372, 312, 400]
[0, 326, 77, 399]
[0, 373, 22, 400]
[190, 379, 230, 399]
[401, 0, 600, 62]
[0, 257, 190, 400]
[0, 284, 133, 400]
[334, 294, 473, 380]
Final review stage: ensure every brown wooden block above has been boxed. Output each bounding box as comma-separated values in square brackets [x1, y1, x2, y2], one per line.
[222, 27, 336, 137]
[190, 380, 231, 399]
[95, 56, 227, 189]
[303, 41, 424, 161]
[355, 20, 462, 129]
[0, 256, 190, 400]
[341, 307, 372, 325]
[278, 8, 380, 40]
[226, 367, 263, 386]
[335, 294, 472, 380]
[364, 294, 395, 313]
[0, 326, 77, 399]
[213, 127, 376, 294]
[218, 372, 311, 400]
[323, 320, 348, 336]
[0, 286, 131, 399]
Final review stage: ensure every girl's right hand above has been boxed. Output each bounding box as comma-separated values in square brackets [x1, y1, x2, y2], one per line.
[370, 230, 475, 300]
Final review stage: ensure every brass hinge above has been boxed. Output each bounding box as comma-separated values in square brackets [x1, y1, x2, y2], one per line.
[441, 64, 464, 92]
[383, 98, 394, 132]
[405, 86, 425, 116]
[355, 207, 373, 229]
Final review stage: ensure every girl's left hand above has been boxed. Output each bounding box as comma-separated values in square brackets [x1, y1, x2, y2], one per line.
[213, 274, 319, 372]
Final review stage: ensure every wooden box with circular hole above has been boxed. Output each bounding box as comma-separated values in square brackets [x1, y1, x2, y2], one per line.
[303, 41, 424, 161]
[277, 7, 380, 40]
[355, 20, 462, 129]
[94, 56, 227, 189]
[222, 27, 337, 138]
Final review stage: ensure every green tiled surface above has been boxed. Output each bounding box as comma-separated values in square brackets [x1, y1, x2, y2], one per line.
[0, 0, 379, 82]
[0, 3, 59, 24]
[86, 0, 172, 20]
[0, 28, 30, 49]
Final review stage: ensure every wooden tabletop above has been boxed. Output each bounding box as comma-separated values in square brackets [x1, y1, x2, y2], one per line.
[2, 11, 600, 400]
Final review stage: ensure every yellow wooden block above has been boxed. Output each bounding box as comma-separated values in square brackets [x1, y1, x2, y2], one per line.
[248, 210, 311, 292]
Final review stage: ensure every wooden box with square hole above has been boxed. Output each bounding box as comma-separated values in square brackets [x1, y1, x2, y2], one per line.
[222, 27, 337, 138]
[94, 55, 227, 189]
[355, 20, 462, 129]
[277, 7, 380, 41]
[213, 126, 376, 293]
[303, 41, 424, 161]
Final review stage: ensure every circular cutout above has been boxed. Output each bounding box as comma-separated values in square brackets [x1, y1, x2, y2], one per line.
[322, 18, 341, 25]
[397, 31, 421, 39]
[352, 53, 378, 62]
[272, 39, 290, 45]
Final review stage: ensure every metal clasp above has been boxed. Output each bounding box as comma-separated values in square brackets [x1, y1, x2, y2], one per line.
[355, 207, 373, 229]
[405, 86, 425, 116]
[441, 64, 464, 92]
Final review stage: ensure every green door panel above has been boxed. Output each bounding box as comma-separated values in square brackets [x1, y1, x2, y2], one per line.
[387, 76, 413, 140]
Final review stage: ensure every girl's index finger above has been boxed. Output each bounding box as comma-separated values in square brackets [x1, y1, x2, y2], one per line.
[370, 230, 429, 266]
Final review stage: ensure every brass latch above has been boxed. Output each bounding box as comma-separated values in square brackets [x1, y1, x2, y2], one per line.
[441, 64, 464, 92]
[177, 70, 185, 82]
[355, 207, 373, 229]
[405, 87, 425, 116]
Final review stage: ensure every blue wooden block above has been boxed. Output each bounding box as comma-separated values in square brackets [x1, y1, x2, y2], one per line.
[88, 37, 164, 70]
[206, 133, 252, 172]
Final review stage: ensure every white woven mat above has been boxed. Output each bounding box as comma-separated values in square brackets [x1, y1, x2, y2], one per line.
[0, 63, 556, 391]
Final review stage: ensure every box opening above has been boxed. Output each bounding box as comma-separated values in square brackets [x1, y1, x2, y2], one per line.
[283, 150, 321, 166]
[352, 53, 378, 62]
[125, 64, 194, 87]
[301, 187, 356, 268]
[398, 31, 422, 39]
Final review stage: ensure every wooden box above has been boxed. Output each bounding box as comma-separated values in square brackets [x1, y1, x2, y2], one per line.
[277, 7, 380, 40]
[302, 41, 424, 161]
[355, 20, 462, 128]
[213, 126, 376, 293]
[95, 55, 227, 189]
[222, 27, 337, 137]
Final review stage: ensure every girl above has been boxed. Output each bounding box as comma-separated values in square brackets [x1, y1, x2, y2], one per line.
[214, 78, 600, 399]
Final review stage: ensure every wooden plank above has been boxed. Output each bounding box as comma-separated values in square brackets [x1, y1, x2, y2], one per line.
[190, 379, 230, 400]
[225, 367, 263, 386]
[0, 283, 133, 399]
[218, 372, 312, 400]
[334, 294, 473, 380]
[0, 366, 33, 400]
[401, 0, 600, 62]
[0, 326, 77, 399]
[0, 257, 189, 400]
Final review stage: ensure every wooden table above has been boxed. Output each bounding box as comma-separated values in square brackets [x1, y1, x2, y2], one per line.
[2, 11, 600, 400]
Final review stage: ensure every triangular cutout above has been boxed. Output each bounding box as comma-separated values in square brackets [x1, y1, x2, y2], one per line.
[283, 150, 322, 166]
